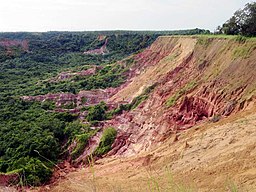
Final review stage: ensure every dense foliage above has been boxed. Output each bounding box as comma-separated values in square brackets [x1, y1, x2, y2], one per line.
[86, 101, 108, 122]
[217, 2, 256, 36]
[39, 63, 128, 95]
[0, 99, 78, 185]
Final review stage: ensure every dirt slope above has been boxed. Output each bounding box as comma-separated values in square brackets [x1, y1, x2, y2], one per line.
[104, 36, 256, 158]
[110, 37, 197, 102]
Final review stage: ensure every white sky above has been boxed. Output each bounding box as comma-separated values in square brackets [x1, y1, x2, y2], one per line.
[0, 0, 250, 32]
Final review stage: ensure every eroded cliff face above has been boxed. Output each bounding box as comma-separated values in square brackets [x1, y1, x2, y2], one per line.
[107, 36, 256, 156]
[22, 36, 256, 159]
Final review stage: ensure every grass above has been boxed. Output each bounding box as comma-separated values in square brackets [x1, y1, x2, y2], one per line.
[77, 163, 198, 192]
[196, 37, 211, 46]
[146, 167, 197, 192]
[107, 83, 158, 118]
[162, 34, 256, 41]
[193, 34, 256, 41]
[129, 83, 158, 110]
[161, 51, 181, 63]
[232, 43, 256, 60]
[226, 180, 238, 192]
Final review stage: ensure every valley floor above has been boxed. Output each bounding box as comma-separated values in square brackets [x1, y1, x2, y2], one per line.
[36, 105, 256, 192]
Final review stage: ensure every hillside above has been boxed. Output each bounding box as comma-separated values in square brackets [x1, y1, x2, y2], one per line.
[0, 30, 210, 188]
[0, 33, 256, 191]
[45, 36, 256, 191]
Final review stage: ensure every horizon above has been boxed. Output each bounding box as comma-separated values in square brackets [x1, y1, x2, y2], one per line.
[0, 28, 208, 33]
[0, 0, 250, 32]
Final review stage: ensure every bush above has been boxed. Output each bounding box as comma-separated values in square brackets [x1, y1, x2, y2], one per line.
[7, 157, 52, 186]
[71, 133, 94, 159]
[86, 101, 107, 122]
[94, 127, 117, 156]
[107, 83, 157, 117]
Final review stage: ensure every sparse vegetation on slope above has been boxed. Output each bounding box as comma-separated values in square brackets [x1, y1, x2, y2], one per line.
[108, 83, 158, 117]
[94, 127, 117, 157]
[166, 81, 197, 107]
[71, 131, 96, 160]
[1, 31, 198, 186]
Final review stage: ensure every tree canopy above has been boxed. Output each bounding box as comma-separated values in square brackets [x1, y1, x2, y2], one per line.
[218, 2, 256, 36]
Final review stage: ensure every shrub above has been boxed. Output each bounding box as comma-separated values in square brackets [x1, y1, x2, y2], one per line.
[7, 157, 52, 186]
[86, 101, 107, 122]
[94, 127, 117, 156]
[71, 133, 94, 159]
[107, 83, 157, 117]
[41, 100, 55, 110]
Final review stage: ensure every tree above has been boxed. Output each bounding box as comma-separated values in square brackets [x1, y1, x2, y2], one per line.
[220, 2, 256, 36]
[240, 2, 256, 36]
[222, 16, 240, 35]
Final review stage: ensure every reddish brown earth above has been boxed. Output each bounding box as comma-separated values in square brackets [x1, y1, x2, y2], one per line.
[23, 36, 256, 157]
[0, 39, 29, 54]
[0, 173, 19, 186]
[22, 88, 118, 108]
[45, 107, 256, 192]
[0, 39, 28, 50]
[49, 67, 99, 82]
[106, 37, 256, 157]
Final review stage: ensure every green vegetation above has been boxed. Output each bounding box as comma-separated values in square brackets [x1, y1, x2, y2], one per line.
[166, 81, 197, 107]
[197, 37, 211, 46]
[216, 2, 256, 37]
[232, 43, 256, 60]
[147, 168, 197, 192]
[129, 84, 157, 109]
[234, 35, 247, 43]
[94, 127, 117, 156]
[71, 131, 96, 159]
[226, 180, 239, 192]
[0, 99, 78, 185]
[61, 102, 76, 109]
[87, 101, 108, 122]
[108, 83, 157, 117]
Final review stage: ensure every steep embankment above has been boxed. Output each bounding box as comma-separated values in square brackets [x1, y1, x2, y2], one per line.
[106, 36, 256, 157]
[41, 36, 256, 191]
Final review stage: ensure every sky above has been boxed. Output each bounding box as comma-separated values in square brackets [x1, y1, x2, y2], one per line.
[0, 0, 251, 32]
